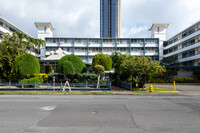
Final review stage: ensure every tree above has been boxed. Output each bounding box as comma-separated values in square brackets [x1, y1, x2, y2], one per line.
[0, 32, 45, 81]
[62, 61, 75, 75]
[111, 52, 126, 74]
[57, 54, 86, 74]
[34, 38, 46, 54]
[160, 55, 180, 66]
[14, 54, 40, 78]
[111, 52, 126, 84]
[94, 65, 105, 88]
[120, 56, 166, 90]
[92, 53, 112, 71]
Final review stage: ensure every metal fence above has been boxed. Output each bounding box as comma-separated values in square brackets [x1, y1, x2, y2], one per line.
[0, 81, 111, 91]
[117, 81, 132, 91]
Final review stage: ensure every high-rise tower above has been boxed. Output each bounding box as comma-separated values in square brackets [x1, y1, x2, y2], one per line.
[100, 0, 121, 38]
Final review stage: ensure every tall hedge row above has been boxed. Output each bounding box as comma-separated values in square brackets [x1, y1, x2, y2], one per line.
[14, 54, 40, 77]
[92, 53, 112, 71]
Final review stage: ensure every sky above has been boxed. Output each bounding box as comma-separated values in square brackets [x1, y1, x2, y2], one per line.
[0, 0, 200, 39]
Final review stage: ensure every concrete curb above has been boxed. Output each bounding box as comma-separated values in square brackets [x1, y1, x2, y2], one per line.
[0, 92, 181, 96]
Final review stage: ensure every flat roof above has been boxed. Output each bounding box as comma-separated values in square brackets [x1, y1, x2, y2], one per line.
[34, 22, 54, 31]
[166, 20, 200, 41]
[148, 24, 169, 31]
[0, 16, 32, 37]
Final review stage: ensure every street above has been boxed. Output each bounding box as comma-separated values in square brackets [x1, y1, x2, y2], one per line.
[0, 95, 199, 133]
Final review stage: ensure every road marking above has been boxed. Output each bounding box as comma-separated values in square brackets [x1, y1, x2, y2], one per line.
[40, 106, 56, 111]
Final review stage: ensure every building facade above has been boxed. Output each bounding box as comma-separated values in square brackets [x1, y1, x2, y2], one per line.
[100, 0, 121, 38]
[0, 16, 30, 36]
[149, 24, 169, 60]
[163, 21, 200, 76]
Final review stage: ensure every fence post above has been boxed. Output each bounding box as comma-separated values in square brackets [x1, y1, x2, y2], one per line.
[22, 83, 24, 89]
[73, 83, 75, 89]
[9, 81, 11, 89]
[130, 83, 132, 91]
[86, 82, 88, 89]
[109, 82, 111, 91]
[34, 81, 36, 89]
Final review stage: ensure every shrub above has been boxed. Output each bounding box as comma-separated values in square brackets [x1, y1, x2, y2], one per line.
[57, 54, 86, 74]
[27, 73, 48, 82]
[148, 78, 165, 83]
[19, 77, 44, 85]
[62, 61, 75, 75]
[92, 53, 112, 71]
[193, 70, 200, 79]
[14, 54, 40, 78]
[172, 77, 199, 83]
[45, 64, 53, 74]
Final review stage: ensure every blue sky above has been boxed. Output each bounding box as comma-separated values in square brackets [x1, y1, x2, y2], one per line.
[0, 0, 200, 39]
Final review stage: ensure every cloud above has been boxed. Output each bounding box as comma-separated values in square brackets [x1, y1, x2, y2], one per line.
[0, 0, 199, 39]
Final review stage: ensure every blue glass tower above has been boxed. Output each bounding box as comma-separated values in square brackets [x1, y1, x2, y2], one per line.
[100, 0, 121, 38]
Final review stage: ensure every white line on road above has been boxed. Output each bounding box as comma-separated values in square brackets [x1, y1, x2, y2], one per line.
[40, 106, 56, 111]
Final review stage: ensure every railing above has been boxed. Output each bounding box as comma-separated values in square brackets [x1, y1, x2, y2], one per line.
[117, 81, 132, 91]
[0, 81, 111, 91]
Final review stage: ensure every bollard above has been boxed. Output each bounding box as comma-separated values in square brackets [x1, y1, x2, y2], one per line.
[149, 85, 153, 93]
[173, 81, 176, 91]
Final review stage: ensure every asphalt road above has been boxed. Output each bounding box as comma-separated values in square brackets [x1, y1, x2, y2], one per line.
[0, 95, 199, 133]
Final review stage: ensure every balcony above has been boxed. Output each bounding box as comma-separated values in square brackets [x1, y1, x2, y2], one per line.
[164, 42, 200, 58]
[145, 52, 158, 56]
[164, 29, 200, 49]
[178, 53, 200, 63]
[131, 43, 144, 47]
[46, 42, 59, 47]
[60, 43, 73, 47]
[145, 43, 158, 47]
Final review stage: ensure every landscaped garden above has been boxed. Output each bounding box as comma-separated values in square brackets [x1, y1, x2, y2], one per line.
[0, 32, 199, 94]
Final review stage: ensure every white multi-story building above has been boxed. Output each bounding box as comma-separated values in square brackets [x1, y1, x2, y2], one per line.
[163, 21, 200, 76]
[149, 24, 169, 60]
[0, 16, 30, 36]
[35, 22, 160, 72]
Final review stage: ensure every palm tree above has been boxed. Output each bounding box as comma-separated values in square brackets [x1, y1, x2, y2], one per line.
[0, 32, 45, 81]
[34, 38, 46, 55]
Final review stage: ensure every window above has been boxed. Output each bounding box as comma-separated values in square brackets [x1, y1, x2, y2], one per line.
[0, 21, 3, 26]
[44, 26, 46, 33]
[157, 27, 160, 33]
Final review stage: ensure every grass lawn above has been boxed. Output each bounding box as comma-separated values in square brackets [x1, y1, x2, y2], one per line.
[132, 86, 179, 94]
[133, 91, 179, 94]
[132, 87, 173, 91]
[0, 91, 113, 94]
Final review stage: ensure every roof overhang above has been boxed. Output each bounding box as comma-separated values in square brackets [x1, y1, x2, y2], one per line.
[149, 24, 169, 31]
[34, 22, 54, 31]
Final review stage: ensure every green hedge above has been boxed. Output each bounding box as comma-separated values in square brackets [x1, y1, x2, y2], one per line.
[57, 54, 86, 74]
[92, 53, 112, 71]
[173, 77, 199, 83]
[148, 77, 199, 83]
[19, 77, 44, 85]
[14, 54, 40, 77]
[62, 61, 75, 75]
